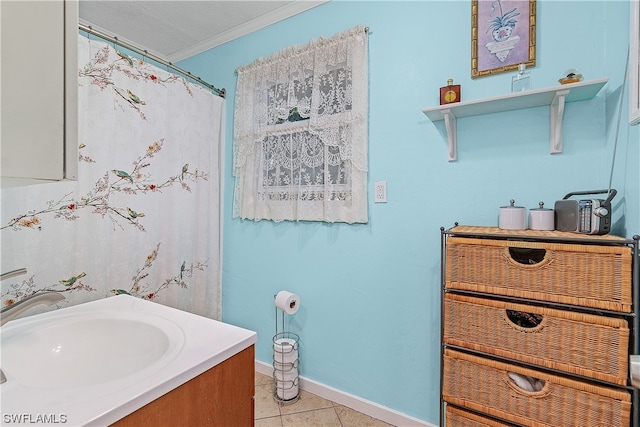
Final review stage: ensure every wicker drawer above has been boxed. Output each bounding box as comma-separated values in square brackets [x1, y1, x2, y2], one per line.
[446, 405, 515, 427]
[443, 293, 630, 385]
[445, 237, 633, 312]
[443, 349, 632, 427]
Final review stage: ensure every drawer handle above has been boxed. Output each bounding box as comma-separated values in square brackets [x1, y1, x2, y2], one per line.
[507, 247, 547, 265]
[506, 372, 547, 395]
[505, 310, 544, 331]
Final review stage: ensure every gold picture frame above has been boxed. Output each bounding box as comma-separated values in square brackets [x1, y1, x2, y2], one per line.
[472, 0, 536, 78]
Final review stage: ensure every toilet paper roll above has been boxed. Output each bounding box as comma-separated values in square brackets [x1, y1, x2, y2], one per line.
[276, 378, 299, 400]
[274, 338, 298, 365]
[275, 291, 300, 314]
[274, 367, 298, 382]
[274, 360, 298, 371]
[274, 338, 298, 353]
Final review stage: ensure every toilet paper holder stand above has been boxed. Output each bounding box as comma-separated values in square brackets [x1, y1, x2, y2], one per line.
[273, 295, 300, 404]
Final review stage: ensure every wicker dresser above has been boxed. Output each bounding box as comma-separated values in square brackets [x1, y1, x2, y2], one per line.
[440, 225, 639, 427]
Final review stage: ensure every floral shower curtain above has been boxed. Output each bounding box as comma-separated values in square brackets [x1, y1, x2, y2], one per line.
[0, 36, 223, 320]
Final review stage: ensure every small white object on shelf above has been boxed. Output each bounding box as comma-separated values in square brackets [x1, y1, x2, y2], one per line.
[512, 64, 531, 93]
[422, 78, 608, 161]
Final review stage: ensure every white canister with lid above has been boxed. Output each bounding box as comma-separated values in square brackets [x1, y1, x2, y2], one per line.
[499, 199, 527, 230]
[529, 201, 554, 230]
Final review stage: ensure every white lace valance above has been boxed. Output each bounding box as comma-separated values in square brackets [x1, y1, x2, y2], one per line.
[233, 25, 369, 223]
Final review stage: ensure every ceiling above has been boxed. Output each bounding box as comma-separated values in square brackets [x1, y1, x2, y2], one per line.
[79, 1, 328, 63]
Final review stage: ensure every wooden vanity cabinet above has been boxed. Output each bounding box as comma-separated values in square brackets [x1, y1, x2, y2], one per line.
[113, 345, 255, 427]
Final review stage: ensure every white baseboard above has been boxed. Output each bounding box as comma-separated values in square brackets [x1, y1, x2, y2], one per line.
[255, 360, 435, 427]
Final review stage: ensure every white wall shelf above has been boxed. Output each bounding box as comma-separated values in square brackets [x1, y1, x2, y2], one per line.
[422, 78, 608, 161]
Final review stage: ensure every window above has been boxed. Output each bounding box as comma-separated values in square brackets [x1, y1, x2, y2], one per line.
[233, 26, 369, 223]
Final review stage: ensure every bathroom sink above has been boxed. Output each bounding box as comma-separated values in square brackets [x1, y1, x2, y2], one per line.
[1, 310, 185, 388]
[0, 295, 256, 426]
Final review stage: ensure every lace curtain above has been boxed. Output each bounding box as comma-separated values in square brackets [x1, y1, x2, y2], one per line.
[233, 25, 369, 223]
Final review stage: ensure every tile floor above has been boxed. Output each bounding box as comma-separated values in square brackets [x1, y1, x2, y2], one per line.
[254, 372, 395, 427]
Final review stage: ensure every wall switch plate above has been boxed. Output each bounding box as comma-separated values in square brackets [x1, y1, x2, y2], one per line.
[374, 181, 387, 203]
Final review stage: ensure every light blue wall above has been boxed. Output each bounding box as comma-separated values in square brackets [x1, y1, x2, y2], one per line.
[179, 1, 639, 423]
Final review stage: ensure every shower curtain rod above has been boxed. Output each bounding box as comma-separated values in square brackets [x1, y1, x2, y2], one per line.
[79, 24, 226, 98]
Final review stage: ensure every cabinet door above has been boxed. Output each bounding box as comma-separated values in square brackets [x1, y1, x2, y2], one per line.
[1, 1, 64, 180]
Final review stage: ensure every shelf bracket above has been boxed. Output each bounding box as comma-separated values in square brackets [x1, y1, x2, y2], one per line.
[550, 89, 570, 154]
[441, 109, 457, 161]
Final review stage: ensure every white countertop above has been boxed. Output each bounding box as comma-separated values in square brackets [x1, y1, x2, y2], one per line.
[0, 295, 257, 426]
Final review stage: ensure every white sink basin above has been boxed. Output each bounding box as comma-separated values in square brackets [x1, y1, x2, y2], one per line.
[1, 310, 184, 388]
[0, 295, 256, 426]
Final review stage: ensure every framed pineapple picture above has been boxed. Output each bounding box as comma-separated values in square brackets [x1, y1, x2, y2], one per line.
[472, 0, 536, 78]
[630, 0, 639, 126]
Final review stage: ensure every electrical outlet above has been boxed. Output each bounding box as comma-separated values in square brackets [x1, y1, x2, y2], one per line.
[374, 181, 387, 203]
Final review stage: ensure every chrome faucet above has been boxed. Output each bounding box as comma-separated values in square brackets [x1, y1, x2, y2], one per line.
[1, 268, 66, 326]
[0, 268, 28, 281]
[1, 291, 66, 327]
[1, 269, 66, 384]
